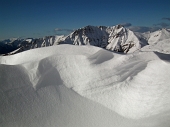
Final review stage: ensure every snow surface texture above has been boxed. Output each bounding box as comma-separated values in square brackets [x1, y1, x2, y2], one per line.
[1, 45, 170, 127]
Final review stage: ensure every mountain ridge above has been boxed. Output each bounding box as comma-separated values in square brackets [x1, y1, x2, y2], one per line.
[1, 25, 170, 55]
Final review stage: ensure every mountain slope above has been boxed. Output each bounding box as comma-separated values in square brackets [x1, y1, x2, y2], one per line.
[61, 25, 109, 47]
[0, 36, 65, 55]
[148, 28, 170, 45]
[0, 42, 18, 54]
[140, 29, 170, 53]
[141, 38, 170, 53]
[106, 25, 145, 53]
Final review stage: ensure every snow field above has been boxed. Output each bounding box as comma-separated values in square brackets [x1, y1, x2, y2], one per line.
[0, 45, 170, 127]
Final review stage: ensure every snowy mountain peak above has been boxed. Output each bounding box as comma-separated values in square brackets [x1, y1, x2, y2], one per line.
[62, 25, 145, 53]
[148, 28, 170, 45]
[106, 25, 143, 53]
[63, 25, 109, 47]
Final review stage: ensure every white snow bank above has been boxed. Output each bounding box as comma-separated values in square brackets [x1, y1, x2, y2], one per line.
[0, 45, 170, 127]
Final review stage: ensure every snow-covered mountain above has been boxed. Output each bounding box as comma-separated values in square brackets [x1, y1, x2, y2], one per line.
[0, 25, 150, 55]
[0, 38, 18, 44]
[1, 25, 170, 55]
[61, 25, 108, 47]
[148, 28, 170, 45]
[141, 38, 170, 54]
[139, 29, 170, 54]
[105, 25, 146, 53]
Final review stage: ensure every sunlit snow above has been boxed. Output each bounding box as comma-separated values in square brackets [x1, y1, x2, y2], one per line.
[1, 43, 170, 127]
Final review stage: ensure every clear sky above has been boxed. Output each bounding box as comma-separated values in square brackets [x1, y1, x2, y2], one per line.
[0, 0, 170, 40]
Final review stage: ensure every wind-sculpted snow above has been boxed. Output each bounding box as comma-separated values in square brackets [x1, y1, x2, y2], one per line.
[0, 45, 170, 127]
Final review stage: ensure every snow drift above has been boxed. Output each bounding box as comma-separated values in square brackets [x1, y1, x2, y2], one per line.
[1, 45, 170, 127]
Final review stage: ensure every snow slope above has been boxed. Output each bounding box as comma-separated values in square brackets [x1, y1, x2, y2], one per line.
[1, 45, 170, 127]
[148, 28, 170, 45]
[141, 38, 170, 53]
[140, 29, 170, 53]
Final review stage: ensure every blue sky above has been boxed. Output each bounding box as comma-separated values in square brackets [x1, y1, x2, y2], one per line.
[0, 0, 170, 40]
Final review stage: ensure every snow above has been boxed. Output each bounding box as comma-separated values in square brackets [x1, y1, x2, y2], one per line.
[148, 29, 170, 45]
[141, 38, 170, 54]
[1, 44, 170, 127]
[25, 39, 33, 43]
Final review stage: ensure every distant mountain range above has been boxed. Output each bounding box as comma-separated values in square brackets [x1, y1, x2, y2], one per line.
[1, 25, 170, 55]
